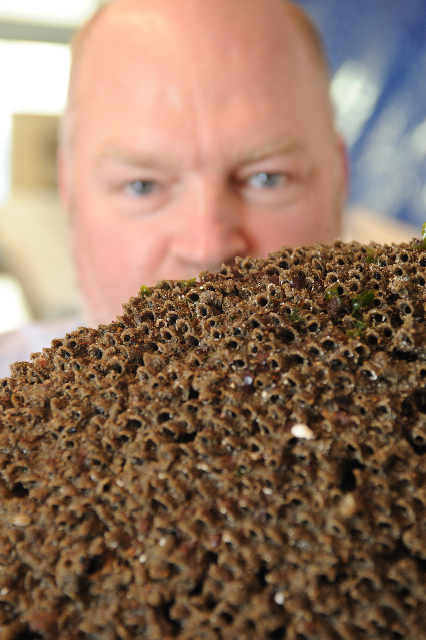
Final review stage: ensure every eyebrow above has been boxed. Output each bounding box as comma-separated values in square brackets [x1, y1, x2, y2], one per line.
[238, 137, 309, 166]
[96, 147, 178, 171]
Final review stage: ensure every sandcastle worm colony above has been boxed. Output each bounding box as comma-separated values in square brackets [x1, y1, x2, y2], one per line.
[1, 238, 426, 639]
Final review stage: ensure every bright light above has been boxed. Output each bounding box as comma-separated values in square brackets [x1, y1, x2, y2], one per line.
[0, 0, 99, 24]
[331, 60, 379, 147]
[0, 40, 70, 113]
[0, 40, 71, 204]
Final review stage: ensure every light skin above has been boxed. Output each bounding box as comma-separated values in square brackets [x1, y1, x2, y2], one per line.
[59, 0, 347, 326]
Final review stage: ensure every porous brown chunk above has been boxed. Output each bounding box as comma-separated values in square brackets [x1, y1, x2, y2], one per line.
[1, 239, 426, 639]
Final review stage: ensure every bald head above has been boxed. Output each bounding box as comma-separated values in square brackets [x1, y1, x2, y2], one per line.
[70, 0, 329, 70]
[63, 0, 332, 148]
[59, 0, 346, 326]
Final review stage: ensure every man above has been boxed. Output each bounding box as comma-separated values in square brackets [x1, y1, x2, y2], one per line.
[0, 0, 350, 376]
[58, 0, 347, 327]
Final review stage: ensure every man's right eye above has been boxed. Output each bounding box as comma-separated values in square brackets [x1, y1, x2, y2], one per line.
[124, 180, 157, 196]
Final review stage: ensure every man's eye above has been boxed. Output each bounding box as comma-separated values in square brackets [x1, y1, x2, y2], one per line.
[247, 172, 286, 189]
[124, 180, 157, 196]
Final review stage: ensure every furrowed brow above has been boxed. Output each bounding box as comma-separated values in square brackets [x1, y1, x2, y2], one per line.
[96, 147, 176, 171]
[240, 138, 308, 166]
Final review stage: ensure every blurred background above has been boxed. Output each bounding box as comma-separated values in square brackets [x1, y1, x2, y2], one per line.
[0, 0, 109, 336]
[0, 0, 425, 336]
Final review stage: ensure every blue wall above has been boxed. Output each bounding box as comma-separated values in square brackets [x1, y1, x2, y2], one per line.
[297, 0, 426, 227]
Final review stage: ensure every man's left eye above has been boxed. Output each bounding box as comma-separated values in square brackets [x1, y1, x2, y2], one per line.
[247, 172, 286, 189]
[124, 180, 157, 196]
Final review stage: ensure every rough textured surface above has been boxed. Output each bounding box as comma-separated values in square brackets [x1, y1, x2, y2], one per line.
[1, 239, 426, 640]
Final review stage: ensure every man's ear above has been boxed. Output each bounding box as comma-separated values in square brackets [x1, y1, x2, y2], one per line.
[57, 144, 72, 215]
[336, 131, 349, 206]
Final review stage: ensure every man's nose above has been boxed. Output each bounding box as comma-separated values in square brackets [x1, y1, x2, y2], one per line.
[170, 176, 250, 270]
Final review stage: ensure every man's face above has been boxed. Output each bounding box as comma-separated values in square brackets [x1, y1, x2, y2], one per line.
[61, 0, 346, 325]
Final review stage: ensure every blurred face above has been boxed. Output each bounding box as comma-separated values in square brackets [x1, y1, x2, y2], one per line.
[60, 0, 346, 325]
